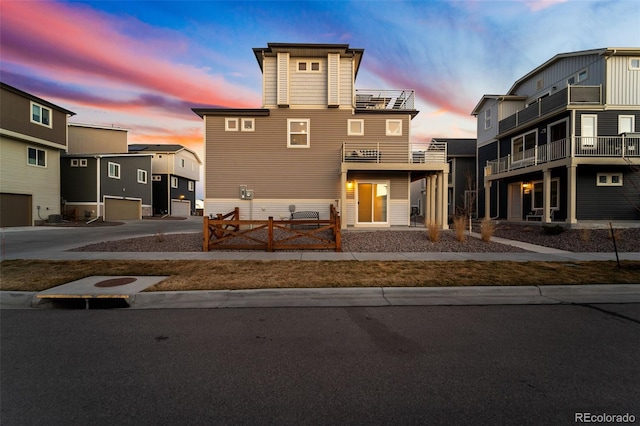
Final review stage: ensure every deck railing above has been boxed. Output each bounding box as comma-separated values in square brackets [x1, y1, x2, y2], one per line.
[342, 141, 446, 164]
[355, 89, 415, 110]
[485, 135, 640, 175]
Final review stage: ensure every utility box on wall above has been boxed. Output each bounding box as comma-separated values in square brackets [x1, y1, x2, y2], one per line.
[240, 185, 253, 200]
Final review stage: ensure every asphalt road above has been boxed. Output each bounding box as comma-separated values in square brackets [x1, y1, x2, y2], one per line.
[2, 304, 639, 425]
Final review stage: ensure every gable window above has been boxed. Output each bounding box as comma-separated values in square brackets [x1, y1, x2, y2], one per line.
[567, 76, 576, 85]
[597, 173, 623, 186]
[532, 179, 559, 210]
[225, 118, 238, 131]
[386, 119, 402, 136]
[630, 58, 640, 70]
[297, 61, 321, 72]
[348, 119, 364, 136]
[27, 147, 46, 167]
[577, 69, 588, 83]
[30, 102, 51, 127]
[288, 119, 310, 148]
[241, 118, 255, 132]
[171, 177, 178, 188]
[188, 181, 194, 192]
[536, 78, 544, 90]
[108, 162, 120, 179]
[618, 115, 635, 134]
[137, 169, 147, 184]
[180, 158, 185, 168]
[511, 130, 537, 162]
[484, 109, 492, 130]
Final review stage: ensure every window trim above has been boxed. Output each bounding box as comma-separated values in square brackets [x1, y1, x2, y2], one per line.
[386, 119, 403, 136]
[71, 159, 79, 167]
[108, 162, 120, 179]
[581, 114, 598, 148]
[532, 179, 560, 210]
[79, 158, 87, 167]
[511, 129, 537, 160]
[618, 115, 635, 134]
[27, 147, 46, 167]
[597, 173, 623, 187]
[188, 181, 194, 192]
[347, 119, 364, 136]
[484, 109, 492, 130]
[241, 118, 255, 132]
[225, 118, 239, 131]
[577, 69, 588, 83]
[287, 118, 310, 148]
[170, 176, 178, 188]
[630, 58, 640, 70]
[152, 175, 162, 182]
[137, 169, 148, 184]
[30, 102, 52, 128]
[296, 60, 321, 73]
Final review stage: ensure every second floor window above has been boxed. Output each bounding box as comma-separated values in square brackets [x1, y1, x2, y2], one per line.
[27, 147, 46, 167]
[171, 177, 178, 188]
[31, 102, 51, 127]
[288, 119, 310, 148]
[386, 119, 402, 136]
[137, 169, 147, 184]
[484, 109, 492, 130]
[512, 131, 537, 160]
[108, 162, 120, 179]
[348, 119, 364, 136]
[188, 181, 194, 191]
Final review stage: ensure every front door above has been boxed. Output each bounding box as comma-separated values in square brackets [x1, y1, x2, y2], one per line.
[507, 183, 522, 221]
[357, 182, 388, 225]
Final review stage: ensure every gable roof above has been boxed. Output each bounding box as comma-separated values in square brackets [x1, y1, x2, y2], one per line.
[128, 144, 202, 164]
[1, 82, 76, 116]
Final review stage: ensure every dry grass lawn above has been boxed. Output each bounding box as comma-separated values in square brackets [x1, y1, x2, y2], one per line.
[1, 260, 639, 292]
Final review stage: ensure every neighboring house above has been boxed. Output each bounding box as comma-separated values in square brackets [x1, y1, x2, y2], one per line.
[61, 124, 153, 220]
[472, 48, 640, 224]
[128, 144, 201, 216]
[0, 82, 75, 227]
[193, 42, 449, 229]
[411, 138, 477, 220]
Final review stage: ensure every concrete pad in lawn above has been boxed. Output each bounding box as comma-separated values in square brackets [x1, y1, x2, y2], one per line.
[36, 276, 168, 302]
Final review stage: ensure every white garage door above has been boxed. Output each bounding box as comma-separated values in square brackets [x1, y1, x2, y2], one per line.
[104, 198, 141, 221]
[171, 199, 191, 217]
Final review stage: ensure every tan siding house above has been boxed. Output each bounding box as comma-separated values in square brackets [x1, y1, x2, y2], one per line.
[194, 43, 449, 228]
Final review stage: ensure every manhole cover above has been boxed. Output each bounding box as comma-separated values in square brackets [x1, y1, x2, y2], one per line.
[94, 277, 138, 288]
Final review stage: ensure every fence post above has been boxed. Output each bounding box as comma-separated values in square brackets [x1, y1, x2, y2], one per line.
[268, 216, 274, 252]
[335, 214, 342, 252]
[203, 216, 209, 252]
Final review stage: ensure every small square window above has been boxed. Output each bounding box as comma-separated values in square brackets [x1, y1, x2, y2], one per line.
[108, 162, 120, 179]
[71, 159, 79, 167]
[27, 147, 46, 167]
[137, 169, 147, 184]
[567, 76, 576, 85]
[225, 118, 238, 131]
[152, 175, 162, 182]
[311, 62, 320, 71]
[241, 118, 255, 132]
[386, 119, 402, 136]
[597, 173, 623, 186]
[348, 119, 364, 136]
[598, 175, 608, 184]
[298, 62, 307, 71]
[188, 181, 194, 191]
[171, 177, 178, 188]
[79, 158, 87, 167]
[629, 58, 640, 70]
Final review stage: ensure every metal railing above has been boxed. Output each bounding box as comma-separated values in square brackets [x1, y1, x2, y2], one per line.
[485, 135, 639, 176]
[355, 89, 415, 110]
[342, 141, 447, 164]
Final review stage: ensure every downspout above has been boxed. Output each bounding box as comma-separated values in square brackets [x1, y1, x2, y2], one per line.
[95, 156, 100, 219]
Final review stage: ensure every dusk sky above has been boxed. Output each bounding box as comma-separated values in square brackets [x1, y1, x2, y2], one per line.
[2, 0, 639, 185]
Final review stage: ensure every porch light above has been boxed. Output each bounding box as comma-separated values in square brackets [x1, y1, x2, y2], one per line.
[347, 181, 353, 189]
[522, 183, 532, 194]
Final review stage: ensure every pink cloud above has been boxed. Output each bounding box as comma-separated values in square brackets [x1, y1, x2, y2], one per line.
[524, 0, 568, 12]
[0, 1, 260, 109]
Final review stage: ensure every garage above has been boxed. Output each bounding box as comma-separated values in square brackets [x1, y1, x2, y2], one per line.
[171, 199, 191, 217]
[0, 193, 32, 227]
[104, 198, 141, 221]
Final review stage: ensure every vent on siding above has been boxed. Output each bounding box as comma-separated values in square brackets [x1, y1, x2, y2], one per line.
[277, 52, 290, 106]
[327, 53, 340, 107]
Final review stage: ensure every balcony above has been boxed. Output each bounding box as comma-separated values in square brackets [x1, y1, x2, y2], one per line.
[355, 89, 415, 111]
[342, 141, 447, 164]
[499, 85, 602, 133]
[485, 135, 640, 176]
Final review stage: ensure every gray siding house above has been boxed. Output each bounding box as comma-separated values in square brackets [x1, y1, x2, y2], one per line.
[194, 43, 449, 229]
[0, 82, 75, 226]
[472, 48, 640, 225]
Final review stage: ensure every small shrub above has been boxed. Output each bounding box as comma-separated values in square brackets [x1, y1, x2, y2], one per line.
[542, 225, 564, 235]
[580, 228, 591, 242]
[453, 216, 466, 242]
[155, 232, 166, 243]
[480, 219, 495, 242]
[427, 222, 440, 242]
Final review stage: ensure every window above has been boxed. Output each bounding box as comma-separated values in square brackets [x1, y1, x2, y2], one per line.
[108, 162, 120, 179]
[180, 158, 185, 168]
[581, 114, 597, 147]
[188, 181, 194, 191]
[79, 158, 87, 167]
[567, 76, 576, 85]
[30, 102, 51, 127]
[27, 147, 46, 167]
[297, 61, 320, 72]
[171, 177, 178, 188]
[348, 119, 364, 136]
[618, 115, 635, 134]
[71, 159, 79, 167]
[536, 78, 544, 90]
[225, 118, 238, 131]
[532, 179, 559, 210]
[241, 118, 255, 132]
[386, 119, 402, 136]
[137, 169, 147, 184]
[511, 130, 537, 161]
[484, 109, 492, 130]
[152, 175, 162, 182]
[597, 173, 623, 186]
[630, 58, 640, 70]
[577, 69, 588, 82]
[287, 119, 310, 148]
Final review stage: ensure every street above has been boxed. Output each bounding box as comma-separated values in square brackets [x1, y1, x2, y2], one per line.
[2, 305, 639, 425]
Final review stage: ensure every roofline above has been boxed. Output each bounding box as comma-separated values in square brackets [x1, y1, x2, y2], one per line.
[63, 153, 152, 158]
[128, 144, 202, 165]
[471, 95, 527, 116]
[69, 122, 128, 132]
[192, 108, 270, 119]
[1, 82, 76, 116]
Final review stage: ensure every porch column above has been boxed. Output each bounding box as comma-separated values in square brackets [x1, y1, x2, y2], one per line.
[423, 177, 430, 228]
[428, 174, 436, 226]
[484, 181, 491, 220]
[340, 171, 347, 229]
[441, 170, 449, 229]
[543, 169, 551, 223]
[566, 165, 577, 224]
[435, 174, 442, 228]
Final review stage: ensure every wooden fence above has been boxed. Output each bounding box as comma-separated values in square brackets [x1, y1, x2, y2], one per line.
[203, 205, 341, 252]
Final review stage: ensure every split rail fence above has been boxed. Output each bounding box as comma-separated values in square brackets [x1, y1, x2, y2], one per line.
[203, 205, 341, 252]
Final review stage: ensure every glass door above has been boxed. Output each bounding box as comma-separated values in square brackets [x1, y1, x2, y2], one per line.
[357, 182, 388, 224]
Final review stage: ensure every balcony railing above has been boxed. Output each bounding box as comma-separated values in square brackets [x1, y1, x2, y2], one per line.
[342, 141, 446, 164]
[485, 135, 640, 176]
[355, 89, 415, 111]
[499, 85, 602, 133]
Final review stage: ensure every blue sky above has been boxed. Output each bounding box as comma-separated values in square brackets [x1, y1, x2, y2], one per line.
[1, 0, 639, 171]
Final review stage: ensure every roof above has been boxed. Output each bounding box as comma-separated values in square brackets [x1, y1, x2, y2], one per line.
[1, 82, 76, 116]
[252, 42, 364, 78]
[69, 122, 128, 132]
[432, 138, 477, 157]
[128, 144, 202, 164]
[470, 95, 527, 116]
[192, 108, 270, 119]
